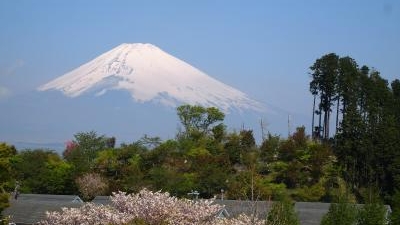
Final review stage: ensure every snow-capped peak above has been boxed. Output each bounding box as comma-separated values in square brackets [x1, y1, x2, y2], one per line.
[38, 43, 265, 112]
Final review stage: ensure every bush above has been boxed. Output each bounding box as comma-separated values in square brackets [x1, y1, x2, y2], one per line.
[266, 198, 300, 225]
[0, 191, 10, 224]
[321, 202, 358, 225]
[357, 202, 387, 225]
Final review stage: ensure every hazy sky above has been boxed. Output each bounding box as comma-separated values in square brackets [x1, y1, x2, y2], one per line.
[0, 1, 399, 145]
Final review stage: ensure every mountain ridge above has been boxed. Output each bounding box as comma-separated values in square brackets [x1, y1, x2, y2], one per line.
[38, 43, 265, 113]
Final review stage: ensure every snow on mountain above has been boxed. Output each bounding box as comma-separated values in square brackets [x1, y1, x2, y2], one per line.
[38, 43, 265, 112]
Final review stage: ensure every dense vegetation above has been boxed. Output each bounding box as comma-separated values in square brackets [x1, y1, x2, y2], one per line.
[1, 53, 399, 223]
[0, 114, 338, 202]
[310, 53, 400, 205]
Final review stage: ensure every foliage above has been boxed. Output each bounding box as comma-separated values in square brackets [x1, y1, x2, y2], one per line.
[357, 202, 388, 225]
[309, 53, 400, 212]
[293, 179, 326, 202]
[0, 144, 14, 221]
[11, 149, 74, 194]
[320, 190, 358, 225]
[390, 189, 400, 225]
[0, 191, 10, 222]
[63, 131, 110, 175]
[356, 188, 388, 225]
[321, 202, 358, 225]
[260, 133, 280, 163]
[265, 198, 300, 225]
[4, 106, 348, 211]
[177, 104, 225, 139]
[0, 142, 17, 189]
[309, 53, 339, 139]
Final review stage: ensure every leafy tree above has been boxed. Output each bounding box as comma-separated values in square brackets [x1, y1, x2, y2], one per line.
[95, 148, 119, 176]
[194, 155, 231, 198]
[0, 142, 17, 191]
[176, 104, 225, 138]
[228, 170, 285, 201]
[239, 129, 256, 151]
[260, 133, 280, 164]
[294, 179, 326, 202]
[105, 136, 116, 148]
[42, 155, 74, 194]
[136, 135, 162, 149]
[224, 132, 242, 164]
[64, 131, 110, 175]
[11, 149, 74, 194]
[93, 141, 148, 193]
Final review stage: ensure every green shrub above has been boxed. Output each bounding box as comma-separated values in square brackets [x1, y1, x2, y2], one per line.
[266, 198, 300, 225]
[321, 202, 358, 225]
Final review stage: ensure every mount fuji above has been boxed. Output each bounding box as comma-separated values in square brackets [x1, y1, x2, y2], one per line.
[2, 43, 280, 151]
[38, 43, 265, 113]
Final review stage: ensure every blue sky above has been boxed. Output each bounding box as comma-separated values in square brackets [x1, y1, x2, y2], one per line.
[0, 1, 399, 145]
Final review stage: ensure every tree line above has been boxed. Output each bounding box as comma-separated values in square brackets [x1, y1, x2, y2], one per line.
[310, 53, 400, 223]
[1, 105, 341, 204]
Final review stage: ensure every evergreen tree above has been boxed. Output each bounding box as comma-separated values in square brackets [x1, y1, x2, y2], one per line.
[321, 186, 358, 225]
[309, 53, 340, 140]
[310, 53, 400, 204]
[357, 188, 388, 225]
[321, 202, 358, 225]
[321, 202, 357, 225]
[266, 198, 300, 225]
[358, 202, 387, 225]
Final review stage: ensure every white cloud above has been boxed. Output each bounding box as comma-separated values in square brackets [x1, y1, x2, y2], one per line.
[0, 86, 11, 100]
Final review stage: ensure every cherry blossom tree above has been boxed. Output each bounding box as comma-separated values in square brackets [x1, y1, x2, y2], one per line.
[40, 189, 266, 225]
[75, 172, 108, 201]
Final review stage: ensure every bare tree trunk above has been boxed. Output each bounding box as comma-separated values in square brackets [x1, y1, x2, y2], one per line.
[318, 96, 322, 139]
[312, 95, 316, 139]
[336, 97, 340, 135]
[324, 110, 329, 139]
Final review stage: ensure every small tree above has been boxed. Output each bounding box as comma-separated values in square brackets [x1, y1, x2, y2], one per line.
[75, 172, 108, 201]
[321, 191, 358, 225]
[176, 104, 225, 138]
[266, 198, 300, 225]
[358, 203, 387, 225]
[357, 188, 388, 225]
[321, 202, 358, 225]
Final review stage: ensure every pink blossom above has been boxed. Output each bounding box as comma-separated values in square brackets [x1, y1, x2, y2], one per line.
[40, 189, 266, 225]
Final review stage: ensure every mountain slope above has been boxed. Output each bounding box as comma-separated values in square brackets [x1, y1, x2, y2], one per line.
[38, 43, 265, 112]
